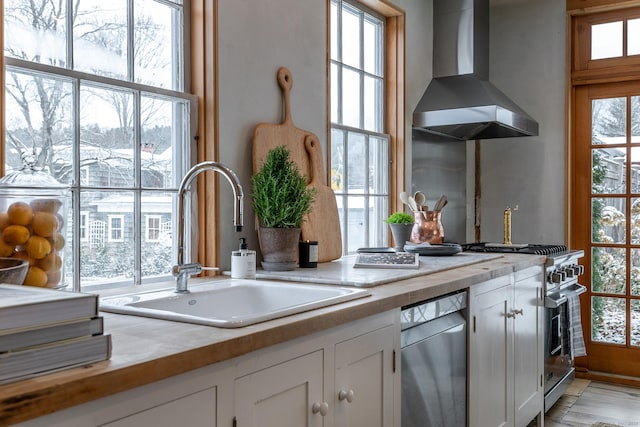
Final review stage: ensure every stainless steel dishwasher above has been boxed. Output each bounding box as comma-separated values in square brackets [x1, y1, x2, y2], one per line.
[401, 291, 467, 427]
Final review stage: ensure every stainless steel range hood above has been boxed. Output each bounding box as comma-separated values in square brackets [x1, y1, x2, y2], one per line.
[413, 0, 539, 140]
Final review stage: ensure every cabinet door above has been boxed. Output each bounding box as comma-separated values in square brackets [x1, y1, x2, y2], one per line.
[101, 387, 216, 427]
[334, 325, 396, 427]
[469, 283, 514, 427]
[234, 350, 324, 427]
[513, 268, 544, 426]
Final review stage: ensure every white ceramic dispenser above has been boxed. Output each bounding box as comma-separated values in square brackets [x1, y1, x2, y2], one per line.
[231, 237, 256, 279]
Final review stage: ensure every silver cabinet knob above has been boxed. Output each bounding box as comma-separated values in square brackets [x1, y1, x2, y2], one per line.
[312, 402, 329, 416]
[513, 308, 524, 316]
[338, 389, 355, 403]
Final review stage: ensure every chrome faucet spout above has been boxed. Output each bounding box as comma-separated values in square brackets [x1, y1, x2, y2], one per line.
[173, 161, 244, 293]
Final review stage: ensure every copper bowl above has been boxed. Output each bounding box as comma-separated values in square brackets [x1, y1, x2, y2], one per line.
[0, 257, 29, 285]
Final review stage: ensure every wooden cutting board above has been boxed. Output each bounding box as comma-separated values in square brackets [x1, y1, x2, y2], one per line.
[301, 134, 342, 262]
[252, 67, 311, 180]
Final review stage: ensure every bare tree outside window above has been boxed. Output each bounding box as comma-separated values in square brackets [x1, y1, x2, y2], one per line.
[3, 0, 193, 290]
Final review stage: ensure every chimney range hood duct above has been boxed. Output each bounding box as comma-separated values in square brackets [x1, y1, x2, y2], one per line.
[413, 0, 539, 140]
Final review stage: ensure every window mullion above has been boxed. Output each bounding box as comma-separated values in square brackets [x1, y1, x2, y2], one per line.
[66, 0, 74, 69]
[72, 78, 82, 292]
[128, 0, 135, 82]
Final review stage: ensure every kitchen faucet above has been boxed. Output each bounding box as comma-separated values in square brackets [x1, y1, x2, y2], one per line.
[173, 161, 244, 293]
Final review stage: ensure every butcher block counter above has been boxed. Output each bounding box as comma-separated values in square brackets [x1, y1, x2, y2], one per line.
[0, 253, 544, 426]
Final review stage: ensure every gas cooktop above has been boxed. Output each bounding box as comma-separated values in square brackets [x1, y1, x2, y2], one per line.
[461, 242, 569, 256]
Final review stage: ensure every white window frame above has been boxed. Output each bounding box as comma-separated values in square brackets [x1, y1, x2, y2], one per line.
[145, 214, 162, 242]
[3, 0, 197, 292]
[330, 0, 390, 254]
[108, 215, 125, 242]
[79, 211, 89, 242]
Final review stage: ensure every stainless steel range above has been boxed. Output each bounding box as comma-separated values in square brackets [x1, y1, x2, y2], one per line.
[462, 243, 586, 412]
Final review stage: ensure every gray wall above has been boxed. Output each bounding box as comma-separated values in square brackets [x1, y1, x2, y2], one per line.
[214, 0, 566, 269]
[481, 0, 566, 244]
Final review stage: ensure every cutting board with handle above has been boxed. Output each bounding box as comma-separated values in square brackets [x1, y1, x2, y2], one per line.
[253, 67, 311, 180]
[301, 134, 342, 262]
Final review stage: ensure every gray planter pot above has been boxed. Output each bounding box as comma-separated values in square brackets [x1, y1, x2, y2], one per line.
[258, 227, 301, 271]
[388, 223, 414, 252]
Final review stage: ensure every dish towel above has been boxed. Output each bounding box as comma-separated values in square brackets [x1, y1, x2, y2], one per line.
[567, 292, 587, 358]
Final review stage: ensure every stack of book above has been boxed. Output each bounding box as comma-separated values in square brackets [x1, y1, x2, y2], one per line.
[0, 284, 111, 384]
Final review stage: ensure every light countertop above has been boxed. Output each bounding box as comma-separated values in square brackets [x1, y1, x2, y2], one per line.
[0, 253, 544, 426]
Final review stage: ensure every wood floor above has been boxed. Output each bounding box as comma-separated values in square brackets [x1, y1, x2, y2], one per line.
[545, 379, 640, 426]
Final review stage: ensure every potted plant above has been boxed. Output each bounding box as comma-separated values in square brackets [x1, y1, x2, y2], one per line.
[384, 211, 415, 252]
[252, 146, 316, 270]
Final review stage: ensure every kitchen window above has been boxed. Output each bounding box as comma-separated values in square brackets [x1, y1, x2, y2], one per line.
[3, 0, 196, 291]
[330, 0, 397, 254]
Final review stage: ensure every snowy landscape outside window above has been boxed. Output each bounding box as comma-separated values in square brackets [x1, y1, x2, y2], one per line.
[3, 0, 195, 291]
[330, 0, 390, 254]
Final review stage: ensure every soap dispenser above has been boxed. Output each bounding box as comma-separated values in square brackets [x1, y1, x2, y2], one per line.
[231, 238, 256, 279]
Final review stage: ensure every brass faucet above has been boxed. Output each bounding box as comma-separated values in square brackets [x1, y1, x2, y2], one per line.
[173, 162, 244, 293]
[503, 205, 519, 245]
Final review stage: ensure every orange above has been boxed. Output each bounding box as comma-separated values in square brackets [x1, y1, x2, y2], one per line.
[32, 211, 59, 237]
[37, 252, 62, 271]
[50, 233, 65, 251]
[0, 212, 10, 231]
[0, 239, 15, 257]
[2, 224, 30, 245]
[13, 250, 34, 265]
[7, 202, 33, 226]
[23, 266, 48, 287]
[25, 236, 52, 259]
[30, 198, 61, 214]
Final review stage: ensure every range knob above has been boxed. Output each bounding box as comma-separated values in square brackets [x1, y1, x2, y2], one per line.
[548, 271, 562, 284]
[565, 266, 574, 278]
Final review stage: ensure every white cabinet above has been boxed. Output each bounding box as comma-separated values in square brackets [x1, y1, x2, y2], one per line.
[333, 325, 396, 427]
[468, 266, 544, 427]
[229, 310, 399, 427]
[234, 350, 325, 427]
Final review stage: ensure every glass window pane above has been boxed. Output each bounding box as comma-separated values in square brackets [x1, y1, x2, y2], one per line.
[74, 0, 128, 80]
[592, 197, 626, 243]
[342, 68, 361, 128]
[363, 76, 383, 132]
[347, 132, 366, 193]
[4, 0, 68, 66]
[631, 198, 640, 244]
[591, 21, 623, 60]
[632, 299, 640, 346]
[141, 95, 186, 189]
[631, 249, 640, 295]
[369, 195, 388, 247]
[592, 296, 626, 344]
[331, 128, 345, 192]
[632, 96, 640, 144]
[363, 16, 383, 76]
[592, 148, 626, 195]
[331, 63, 339, 124]
[631, 148, 640, 193]
[341, 4, 361, 69]
[591, 246, 626, 294]
[330, 1, 338, 61]
[80, 84, 135, 188]
[629, 18, 640, 56]
[592, 97, 627, 143]
[134, 0, 181, 90]
[346, 195, 365, 252]
[4, 69, 74, 184]
[141, 192, 174, 278]
[80, 191, 135, 286]
[369, 136, 388, 194]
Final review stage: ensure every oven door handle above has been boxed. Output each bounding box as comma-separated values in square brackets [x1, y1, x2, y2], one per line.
[544, 284, 587, 308]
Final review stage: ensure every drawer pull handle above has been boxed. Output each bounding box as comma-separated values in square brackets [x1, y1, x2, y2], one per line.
[312, 402, 329, 416]
[338, 389, 355, 403]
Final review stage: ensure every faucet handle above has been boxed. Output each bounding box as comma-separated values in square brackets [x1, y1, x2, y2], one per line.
[173, 262, 202, 277]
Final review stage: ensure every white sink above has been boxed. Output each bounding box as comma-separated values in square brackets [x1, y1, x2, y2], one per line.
[99, 279, 370, 328]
